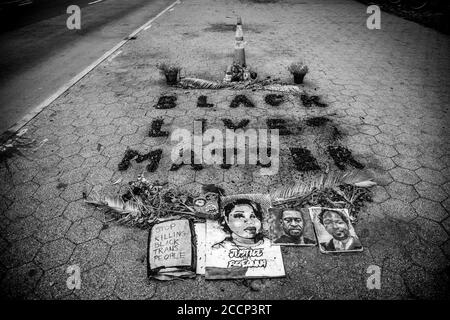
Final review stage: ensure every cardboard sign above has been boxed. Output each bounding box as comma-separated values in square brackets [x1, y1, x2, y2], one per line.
[205, 219, 285, 279]
[147, 219, 196, 280]
[205, 195, 285, 280]
[194, 222, 206, 275]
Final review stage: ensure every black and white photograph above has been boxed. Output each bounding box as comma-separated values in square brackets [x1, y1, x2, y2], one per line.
[0, 0, 449, 304]
[310, 207, 363, 253]
[268, 206, 316, 246]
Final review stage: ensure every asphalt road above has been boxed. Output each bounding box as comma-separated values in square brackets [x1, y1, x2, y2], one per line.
[0, 0, 175, 133]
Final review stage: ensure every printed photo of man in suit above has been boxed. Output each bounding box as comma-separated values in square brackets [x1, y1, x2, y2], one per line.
[318, 209, 362, 252]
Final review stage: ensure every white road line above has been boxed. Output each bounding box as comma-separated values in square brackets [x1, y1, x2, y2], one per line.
[7, 0, 181, 134]
[107, 50, 122, 62]
[144, 24, 152, 31]
[89, 0, 104, 5]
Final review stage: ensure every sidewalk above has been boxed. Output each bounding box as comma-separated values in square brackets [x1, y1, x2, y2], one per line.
[1, 0, 449, 299]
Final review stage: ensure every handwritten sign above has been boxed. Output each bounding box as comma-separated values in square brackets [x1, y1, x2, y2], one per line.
[227, 248, 268, 268]
[149, 219, 192, 269]
[205, 219, 285, 279]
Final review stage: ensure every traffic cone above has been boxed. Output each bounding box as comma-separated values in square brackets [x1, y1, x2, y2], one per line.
[233, 16, 246, 67]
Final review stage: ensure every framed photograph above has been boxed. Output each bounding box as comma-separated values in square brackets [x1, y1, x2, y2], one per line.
[268, 206, 316, 246]
[309, 207, 363, 254]
[205, 194, 285, 280]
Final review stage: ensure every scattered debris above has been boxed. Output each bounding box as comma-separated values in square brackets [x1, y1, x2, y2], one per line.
[300, 94, 327, 108]
[154, 95, 177, 109]
[266, 118, 291, 135]
[289, 147, 321, 171]
[327, 146, 364, 170]
[56, 182, 68, 190]
[112, 178, 122, 185]
[86, 175, 206, 228]
[264, 94, 284, 106]
[270, 170, 376, 221]
[149, 118, 169, 137]
[197, 95, 214, 108]
[192, 193, 220, 219]
[305, 116, 331, 127]
[225, 63, 257, 82]
[0, 129, 35, 171]
[230, 95, 255, 108]
[222, 119, 250, 130]
[203, 184, 226, 196]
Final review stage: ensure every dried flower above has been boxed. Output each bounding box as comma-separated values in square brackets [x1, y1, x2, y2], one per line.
[288, 62, 309, 75]
[156, 62, 181, 75]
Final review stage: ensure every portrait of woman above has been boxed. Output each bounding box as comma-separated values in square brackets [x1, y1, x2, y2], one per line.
[205, 195, 285, 280]
[212, 199, 270, 249]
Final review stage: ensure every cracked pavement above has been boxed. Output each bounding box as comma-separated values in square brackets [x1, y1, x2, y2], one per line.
[0, 0, 449, 299]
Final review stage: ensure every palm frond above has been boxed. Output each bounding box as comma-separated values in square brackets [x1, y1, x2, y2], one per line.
[270, 169, 376, 201]
[85, 193, 141, 216]
[265, 84, 304, 94]
[177, 77, 299, 92]
[178, 78, 230, 89]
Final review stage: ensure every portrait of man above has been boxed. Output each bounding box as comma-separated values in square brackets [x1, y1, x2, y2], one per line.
[310, 207, 363, 253]
[272, 209, 316, 246]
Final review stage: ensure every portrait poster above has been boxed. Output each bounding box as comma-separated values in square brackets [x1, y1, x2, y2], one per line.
[205, 194, 285, 280]
[268, 206, 316, 246]
[309, 207, 363, 254]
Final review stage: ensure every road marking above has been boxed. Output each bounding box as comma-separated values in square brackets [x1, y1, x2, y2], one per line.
[89, 0, 104, 5]
[6, 0, 181, 135]
[144, 24, 152, 31]
[107, 50, 122, 62]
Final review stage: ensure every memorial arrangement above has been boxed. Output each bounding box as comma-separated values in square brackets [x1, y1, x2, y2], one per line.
[83, 16, 378, 281]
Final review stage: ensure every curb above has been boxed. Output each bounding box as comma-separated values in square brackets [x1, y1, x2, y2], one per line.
[3, 0, 181, 137]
